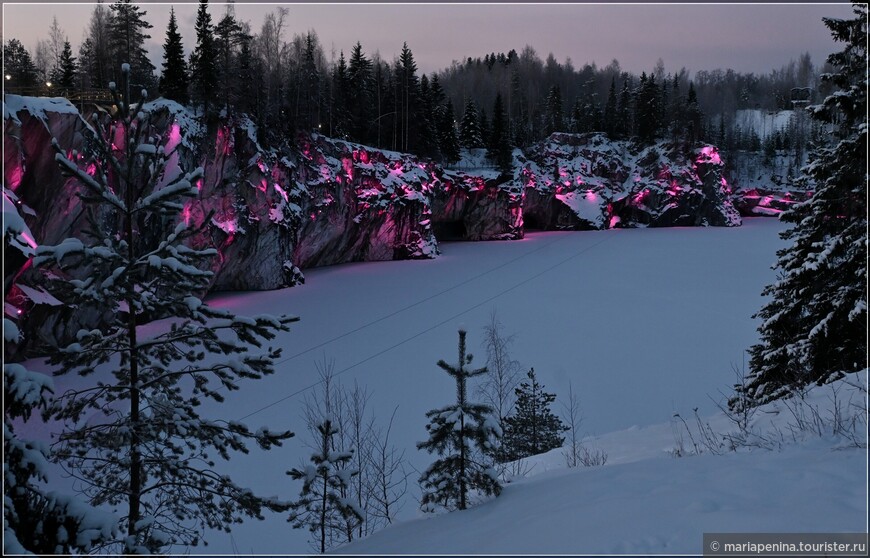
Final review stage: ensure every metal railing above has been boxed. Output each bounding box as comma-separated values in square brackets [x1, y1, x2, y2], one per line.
[4, 86, 114, 104]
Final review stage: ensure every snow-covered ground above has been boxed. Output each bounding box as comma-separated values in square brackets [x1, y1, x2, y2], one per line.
[23, 217, 867, 553]
[341, 382, 867, 554]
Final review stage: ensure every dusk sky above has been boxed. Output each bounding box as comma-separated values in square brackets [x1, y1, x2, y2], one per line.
[2, 2, 855, 77]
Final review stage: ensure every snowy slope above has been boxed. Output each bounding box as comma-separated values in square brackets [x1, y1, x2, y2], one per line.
[22, 218, 861, 554]
[341, 422, 865, 554]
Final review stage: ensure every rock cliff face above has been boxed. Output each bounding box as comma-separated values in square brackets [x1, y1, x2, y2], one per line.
[4, 96, 749, 357]
[515, 133, 741, 230]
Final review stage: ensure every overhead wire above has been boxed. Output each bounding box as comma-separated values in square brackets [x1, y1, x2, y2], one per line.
[237, 232, 614, 421]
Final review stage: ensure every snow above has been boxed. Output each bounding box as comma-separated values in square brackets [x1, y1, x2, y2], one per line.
[341, 438, 865, 554]
[22, 218, 865, 553]
[14, 284, 63, 306]
[3, 187, 37, 256]
[3, 94, 81, 126]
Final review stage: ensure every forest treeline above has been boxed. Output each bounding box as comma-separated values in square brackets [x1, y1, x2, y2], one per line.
[4, 0, 829, 164]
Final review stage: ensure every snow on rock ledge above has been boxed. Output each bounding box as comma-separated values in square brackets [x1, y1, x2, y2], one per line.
[516, 133, 742, 229]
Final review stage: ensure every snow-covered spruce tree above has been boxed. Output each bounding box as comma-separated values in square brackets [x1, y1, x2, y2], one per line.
[287, 419, 363, 554]
[4, 338, 117, 554]
[736, 3, 867, 408]
[417, 329, 501, 512]
[459, 100, 483, 149]
[34, 67, 297, 553]
[502, 368, 568, 462]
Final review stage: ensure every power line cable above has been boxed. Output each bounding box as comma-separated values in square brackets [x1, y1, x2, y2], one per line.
[268, 231, 578, 368]
[238, 232, 613, 421]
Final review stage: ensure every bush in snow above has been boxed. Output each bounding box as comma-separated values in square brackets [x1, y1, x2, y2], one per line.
[738, 3, 867, 408]
[286, 419, 363, 554]
[32, 67, 297, 553]
[417, 328, 501, 512]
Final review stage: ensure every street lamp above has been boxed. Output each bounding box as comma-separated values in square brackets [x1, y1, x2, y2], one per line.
[4, 74, 11, 81]
[46, 81, 52, 88]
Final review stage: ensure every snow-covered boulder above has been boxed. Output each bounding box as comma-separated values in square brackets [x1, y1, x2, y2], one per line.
[516, 133, 742, 229]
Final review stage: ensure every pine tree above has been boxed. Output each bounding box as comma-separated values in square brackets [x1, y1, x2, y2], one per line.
[616, 76, 633, 139]
[159, 7, 188, 103]
[108, 0, 155, 90]
[287, 420, 363, 554]
[459, 100, 483, 149]
[3, 360, 116, 554]
[417, 329, 501, 512]
[502, 368, 568, 462]
[190, 0, 218, 115]
[34, 68, 297, 553]
[487, 93, 513, 176]
[737, 3, 867, 407]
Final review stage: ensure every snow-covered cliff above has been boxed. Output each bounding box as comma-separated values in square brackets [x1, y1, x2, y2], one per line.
[4, 96, 749, 356]
[515, 133, 741, 230]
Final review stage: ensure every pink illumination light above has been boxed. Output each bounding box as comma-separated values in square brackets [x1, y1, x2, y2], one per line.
[342, 157, 354, 181]
[19, 231, 38, 250]
[697, 146, 722, 165]
[8, 165, 23, 191]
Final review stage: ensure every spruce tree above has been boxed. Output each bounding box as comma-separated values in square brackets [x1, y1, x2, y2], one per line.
[159, 7, 188, 103]
[108, 0, 155, 90]
[502, 368, 568, 461]
[347, 42, 373, 144]
[459, 100, 483, 149]
[439, 99, 461, 165]
[215, 8, 245, 111]
[685, 82, 702, 145]
[418, 329, 501, 512]
[604, 77, 618, 138]
[737, 3, 867, 407]
[394, 42, 420, 152]
[616, 76, 633, 138]
[190, 0, 218, 115]
[635, 72, 661, 143]
[487, 93, 513, 176]
[544, 85, 563, 135]
[51, 41, 78, 91]
[4, 39, 39, 88]
[287, 420, 363, 554]
[35, 68, 297, 553]
[300, 32, 322, 131]
[330, 51, 351, 138]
